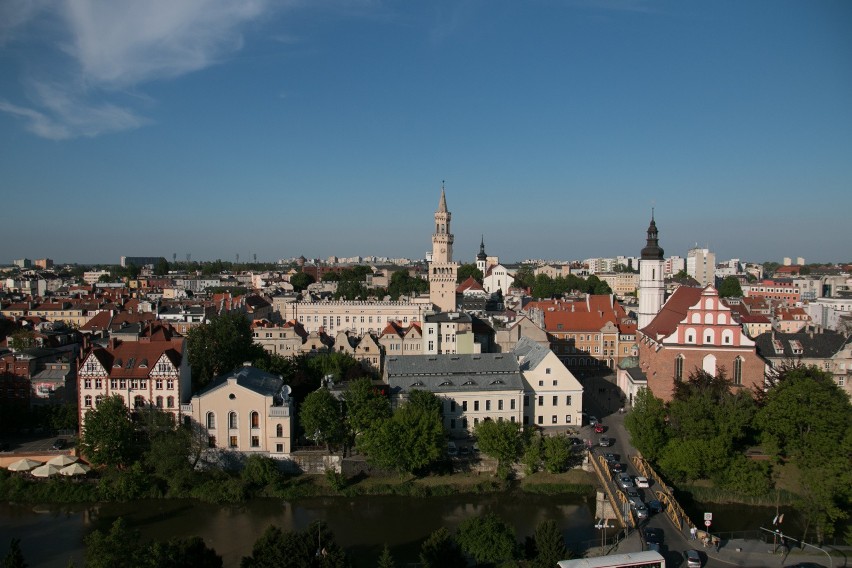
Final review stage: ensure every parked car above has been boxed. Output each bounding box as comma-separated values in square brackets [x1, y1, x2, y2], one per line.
[569, 437, 584, 446]
[599, 437, 614, 447]
[618, 474, 634, 489]
[644, 527, 664, 545]
[447, 441, 458, 456]
[594, 423, 606, 433]
[684, 549, 701, 568]
[51, 439, 66, 450]
[634, 476, 650, 488]
[588, 416, 599, 426]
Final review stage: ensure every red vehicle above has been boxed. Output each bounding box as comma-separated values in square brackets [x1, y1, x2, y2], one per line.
[594, 423, 605, 433]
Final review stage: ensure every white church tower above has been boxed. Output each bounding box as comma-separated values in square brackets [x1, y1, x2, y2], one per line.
[429, 184, 458, 312]
[476, 235, 487, 275]
[638, 211, 665, 330]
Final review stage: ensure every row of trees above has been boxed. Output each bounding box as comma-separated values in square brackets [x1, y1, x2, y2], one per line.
[511, 269, 612, 299]
[1, 514, 573, 567]
[625, 365, 852, 541]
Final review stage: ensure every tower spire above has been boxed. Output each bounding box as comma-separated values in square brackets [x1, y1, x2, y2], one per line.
[438, 181, 448, 212]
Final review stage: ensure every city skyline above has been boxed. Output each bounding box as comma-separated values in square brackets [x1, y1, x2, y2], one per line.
[1, 1, 850, 265]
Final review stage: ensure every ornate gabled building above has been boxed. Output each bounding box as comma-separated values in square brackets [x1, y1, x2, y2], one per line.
[429, 186, 458, 312]
[638, 285, 764, 401]
[77, 324, 190, 426]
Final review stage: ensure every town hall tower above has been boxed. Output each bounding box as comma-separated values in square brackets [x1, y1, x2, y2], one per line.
[429, 185, 458, 312]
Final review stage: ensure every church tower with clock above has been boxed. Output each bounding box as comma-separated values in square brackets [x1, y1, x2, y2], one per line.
[429, 184, 458, 312]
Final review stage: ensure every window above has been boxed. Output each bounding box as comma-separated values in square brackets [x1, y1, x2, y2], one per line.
[450, 400, 456, 412]
[675, 355, 684, 381]
[208, 436, 216, 448]
[251, 436, 260, 448]
[167, 380, 174, 390]
[276, 443, 284, 453]
[523, 395, 529, 407]
[538, 380, 544, 387]
[545, 368, 551, 374]
[537, 416, 543, 425]
[84, 379, 92, 389]
[552, 415, 557, 424]
[450, 419, 456, 429]
[84, 395, 92, 407]
[462, 400, 468, 411]
[566, 395, 572, 406]
[498, 399, 503, 410]
[156, 379, 163, 389]
[733, 357, 743, 385]
[167, 396, 174, 408]
[156, 396, 163, 408]
[511, 416, 516, 422]
[207, 412, 216, 429]
[229, 412, 238, 429]
[95, 395, 103, 406]
[276, 424, 283, 437]
[95, 379, 102, 389]
[538, 396, 543, 407]
[251, 411, 260, 428]
[229, 436, 238, 448]
[552, 395, 558, 406]
[565, 415, 572, 424]
[485, 400, 491, 411]
[510, 399, 516, 410]
[110, 379, 117, 389]
[474, 401, 480, 411]
[553, 380, 557, 386]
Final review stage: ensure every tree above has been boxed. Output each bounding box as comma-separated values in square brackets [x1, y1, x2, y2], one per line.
[457, 263, 483, 284]
[343, 378, 390, 445]
[9, 330, 36, 351]
[512, 265, 535, 291]
[624, 388, 669, 461]
[455, 513, 517, 565]
[474, 419, 523, 477]
[360, 392, 445, 475]
[300, 388, 344, 452]
[186, 313, 265, 389]
[419, 527, 466, 568]
[146, 538, 222, 568]
[241, 522, 346, 568]
[387, 271, 428, 300]
[755, 365, 852, 539]
[377, 545, 395, 568]
[126, 263, 141, 279]
[79, 395, 137, 467]
[718, 276, 743, 298]
[334, 279, 367, 300]
[532, 520, 568, 568]
[85, 518, 144, 568]
[290, 272, 315, 292]
[542, 436, 571, 473]
[2, 538, 27, 568]
[153, 258, 170, 276]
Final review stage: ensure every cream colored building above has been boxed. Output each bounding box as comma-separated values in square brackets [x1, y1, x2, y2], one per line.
[598, 272, 639, 299]
[494, 315, 549, 353]
[183, 364, 294, 457]
[422, 312, 477, 355]
[483, 264, 514, 295]
[252, 320, 306, 356]
[378, 321, 424, 357]
[514, 336, 584, 428]
[277, 299, 427, 336]
[384, 339, 584, 437]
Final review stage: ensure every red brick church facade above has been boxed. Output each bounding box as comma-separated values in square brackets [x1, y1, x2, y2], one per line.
[639, 285, 764, 401]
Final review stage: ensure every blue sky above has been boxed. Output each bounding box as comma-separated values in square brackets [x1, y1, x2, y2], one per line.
[1, 0, 850, 266]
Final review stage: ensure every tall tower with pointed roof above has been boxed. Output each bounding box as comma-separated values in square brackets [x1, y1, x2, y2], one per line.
[638, 211, 665, 330]
[476, 235, 487, 275]
[429, 184, 458, 312]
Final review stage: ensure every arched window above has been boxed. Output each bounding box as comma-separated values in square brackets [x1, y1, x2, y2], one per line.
[276, 424, 283, 437]
[206, 412, 216, 429]
[691, 313, 701, 324]
[705, 298, 714, 309]
[166, 396, 174, 408]
[717, 313, 727, 325]
[95, 395, 103, 406]
[134, 395, 145, 408]
[675, 355, 684, 381]
[685, 328, 696, 343]
[704, 313, 713, 325]
[703, 354, 717, 376]
[156, 396, 164, 408]
[251, 411, 260, 429]
[722, 329, 734, 345]
[733, 357, 743, 385]
[229, 412, 238, 429]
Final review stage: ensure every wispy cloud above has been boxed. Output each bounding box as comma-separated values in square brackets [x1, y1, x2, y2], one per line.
[0, 0, 276, 139]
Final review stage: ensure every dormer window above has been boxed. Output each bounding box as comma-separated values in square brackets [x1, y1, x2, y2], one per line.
[463, 380, 476, 386]
[113, 358, 122, 368]
[489, 379, 504, 385]
[411, 381, 424, 387]
[439, 381, 453, 387]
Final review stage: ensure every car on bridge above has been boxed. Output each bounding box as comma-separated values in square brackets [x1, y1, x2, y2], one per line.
[618, 474, 634, 488]
[634, 476, 650, 488]
[684, 549, 701, 568]
[643, 527, 664, 545]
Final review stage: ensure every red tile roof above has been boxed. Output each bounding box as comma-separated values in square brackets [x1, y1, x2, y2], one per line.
[640, 285, 704, 339]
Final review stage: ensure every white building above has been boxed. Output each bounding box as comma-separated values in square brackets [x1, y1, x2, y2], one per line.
[687, 247, 715, 287]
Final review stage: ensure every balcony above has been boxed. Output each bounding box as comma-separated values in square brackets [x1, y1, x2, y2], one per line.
[269, 406, 290, 418]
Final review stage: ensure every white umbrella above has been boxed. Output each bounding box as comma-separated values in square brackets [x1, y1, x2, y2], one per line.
[7, 458, 42, 472]
[30, 464, 61, 478]
[47, 454, 78, 467]
[59, 463, 91, 476]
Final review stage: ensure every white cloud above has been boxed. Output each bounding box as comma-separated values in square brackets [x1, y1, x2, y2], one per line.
[0, 0, 276, 139]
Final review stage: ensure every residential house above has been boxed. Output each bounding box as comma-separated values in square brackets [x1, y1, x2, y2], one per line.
[514, 337, 583, 428]
[754, 330, 852, 398]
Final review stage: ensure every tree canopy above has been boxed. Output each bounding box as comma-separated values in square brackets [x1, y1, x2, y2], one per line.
[289, 271, 315, 292]
[240, 522, 346, 568]
[718, 276, 743, 298]
[186, 313, 265, 390]
[474, 419, 523, 477]
[455, 513, 518, 565]
[457, 263, 483, 284]
[299, 388, 344, 452]
[79, 395, 137, 467]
